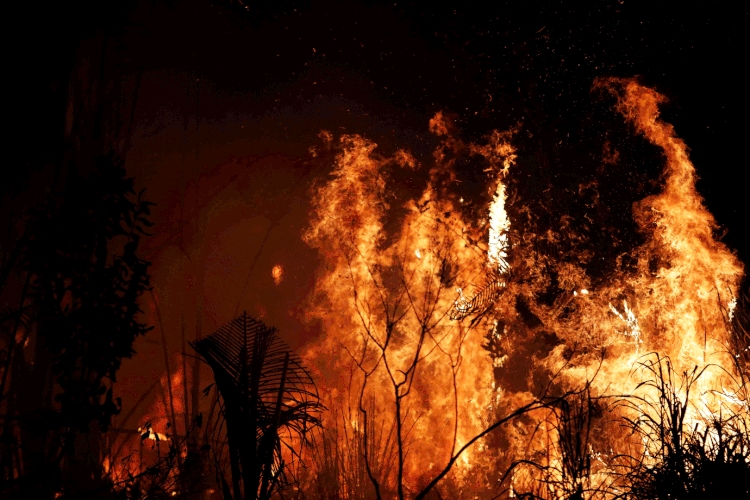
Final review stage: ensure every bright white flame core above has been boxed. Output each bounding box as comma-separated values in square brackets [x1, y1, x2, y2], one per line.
[488, 182, 510, 269]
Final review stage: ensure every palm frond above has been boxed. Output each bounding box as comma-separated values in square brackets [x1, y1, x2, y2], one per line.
[190, 312, 323, 500]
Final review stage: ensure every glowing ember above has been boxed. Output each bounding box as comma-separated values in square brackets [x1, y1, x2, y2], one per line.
[272, 264, 284, 285]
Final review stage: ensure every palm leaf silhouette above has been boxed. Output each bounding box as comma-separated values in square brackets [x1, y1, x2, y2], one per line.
[190, 312, 323, 500]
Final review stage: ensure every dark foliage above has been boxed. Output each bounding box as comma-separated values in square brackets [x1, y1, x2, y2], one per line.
[0, 154, 153, 498]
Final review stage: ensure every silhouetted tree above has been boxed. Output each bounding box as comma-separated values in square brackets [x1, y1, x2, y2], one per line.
[0, 154, 153, 498]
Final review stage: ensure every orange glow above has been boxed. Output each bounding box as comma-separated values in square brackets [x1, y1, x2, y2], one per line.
[103, 362, 190, 492]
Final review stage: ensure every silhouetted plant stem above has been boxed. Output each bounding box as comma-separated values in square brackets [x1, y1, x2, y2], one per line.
[150, 289, 179, 448]
[181, 306, 191, 441]
[260, 352, 290, 500]
[0, 271, 30, 407]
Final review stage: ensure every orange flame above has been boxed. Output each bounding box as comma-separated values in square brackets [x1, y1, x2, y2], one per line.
[303, 122, 521, 493]
[301, 80, 747, 497]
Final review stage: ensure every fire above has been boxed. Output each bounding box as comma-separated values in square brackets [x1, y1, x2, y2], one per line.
[98, 79, 745, 498]
[301, 79, 747, 498]
[103, 362, 191, 492]
[137, 426, 169, 443]
[303, 115, 527, 495]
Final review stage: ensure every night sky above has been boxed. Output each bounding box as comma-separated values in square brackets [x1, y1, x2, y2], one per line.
[10, 0, 749, 415]
[20, 1, 746, 243]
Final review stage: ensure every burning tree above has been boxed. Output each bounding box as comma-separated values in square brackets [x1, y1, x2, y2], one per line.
[299, 124, 575, 499]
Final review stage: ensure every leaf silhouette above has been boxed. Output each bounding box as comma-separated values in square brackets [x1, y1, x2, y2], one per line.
[191, 311, 323, 500]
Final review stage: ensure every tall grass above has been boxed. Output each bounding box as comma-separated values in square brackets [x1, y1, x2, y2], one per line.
[615, 353, 749, 499]
[307, 401, 399, 500]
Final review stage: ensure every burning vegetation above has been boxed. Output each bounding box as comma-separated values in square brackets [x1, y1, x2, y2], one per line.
[2, 75, 748, 500]
[298, 77, 749, 499]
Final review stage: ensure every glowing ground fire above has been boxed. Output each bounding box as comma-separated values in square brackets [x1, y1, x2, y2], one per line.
[299, 78, 748, 498]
